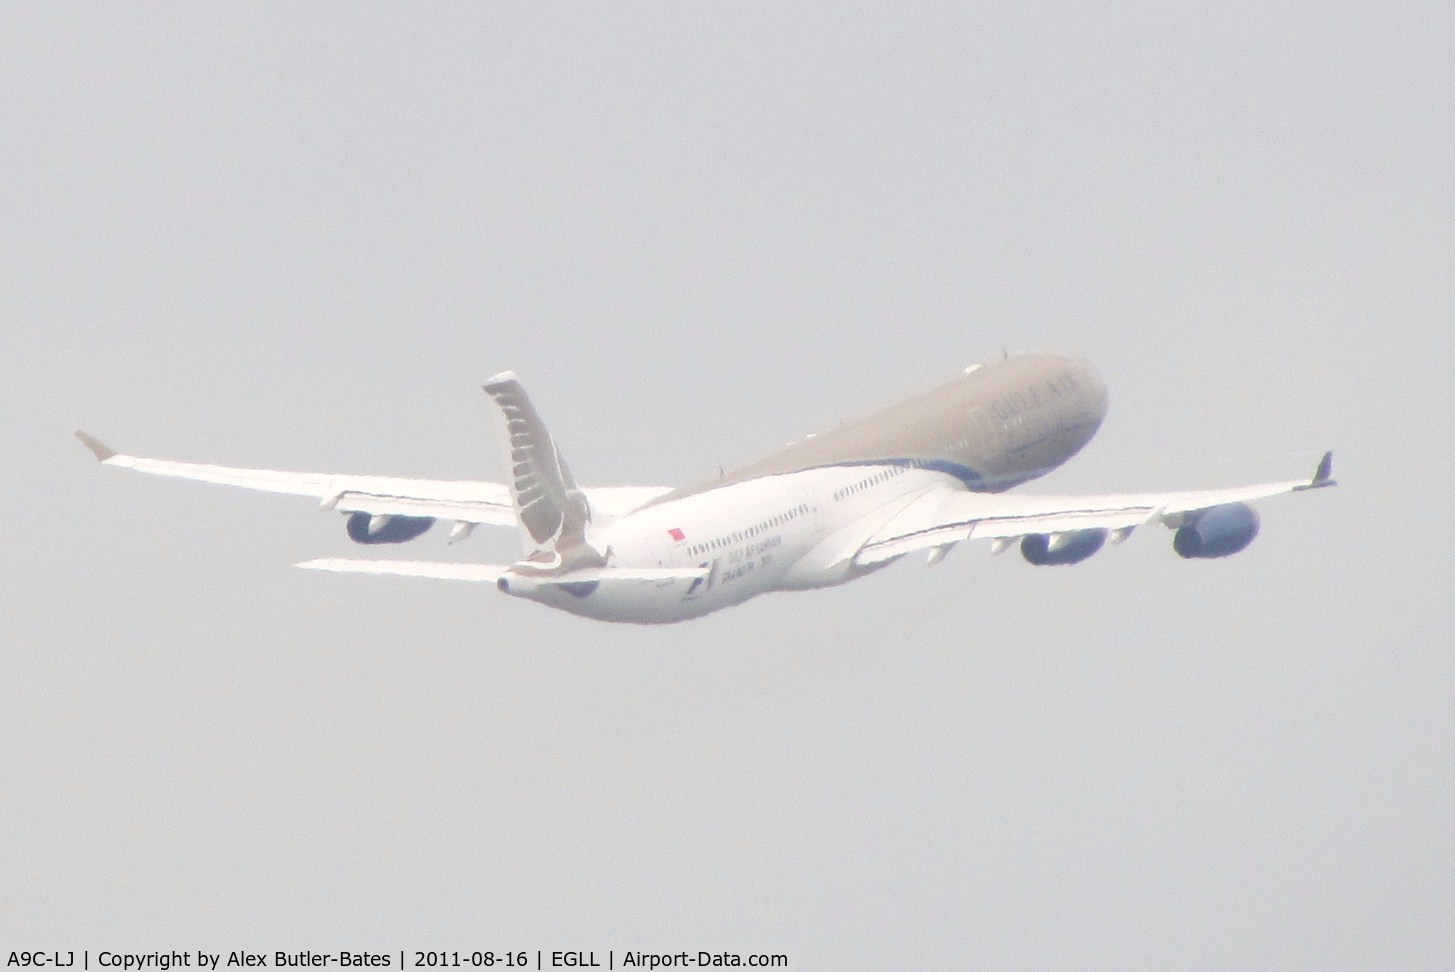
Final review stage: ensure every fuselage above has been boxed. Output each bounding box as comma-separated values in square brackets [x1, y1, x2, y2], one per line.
[508, 354, 1109, 623]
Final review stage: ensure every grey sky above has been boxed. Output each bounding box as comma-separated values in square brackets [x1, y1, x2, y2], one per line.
[3, 2, 1452, 966]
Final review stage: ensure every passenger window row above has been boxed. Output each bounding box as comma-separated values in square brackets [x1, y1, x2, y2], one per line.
[687, 503, 809, 557]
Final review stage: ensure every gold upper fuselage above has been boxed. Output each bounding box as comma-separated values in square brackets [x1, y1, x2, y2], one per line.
[660, 353, 1109, 504]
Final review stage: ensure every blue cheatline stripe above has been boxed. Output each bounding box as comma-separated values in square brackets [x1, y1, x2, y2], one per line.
[824, 457, 987, 490]
[830, 457, 1065, 492]
[913, 458, 986, 489]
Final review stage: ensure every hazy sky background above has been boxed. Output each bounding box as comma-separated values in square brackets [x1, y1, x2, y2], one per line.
[3, 2, 1452, 966]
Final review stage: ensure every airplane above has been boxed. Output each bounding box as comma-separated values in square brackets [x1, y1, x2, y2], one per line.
[77, 353, 1335, 624]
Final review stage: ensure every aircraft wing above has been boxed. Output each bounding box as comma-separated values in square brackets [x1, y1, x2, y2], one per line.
[854, 452, 1336, 566]
[74, 432, 670, 526]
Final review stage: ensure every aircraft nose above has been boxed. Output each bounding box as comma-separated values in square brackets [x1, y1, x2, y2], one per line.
[1073, 358, 1109, 421]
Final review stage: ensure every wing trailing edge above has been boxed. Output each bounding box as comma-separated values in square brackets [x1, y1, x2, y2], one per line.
[72, 427, 668, 529]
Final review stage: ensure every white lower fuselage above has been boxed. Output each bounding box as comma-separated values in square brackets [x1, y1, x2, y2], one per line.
[505, 354, 1109, 623]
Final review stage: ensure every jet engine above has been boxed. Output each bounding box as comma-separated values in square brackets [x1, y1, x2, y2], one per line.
[345, 512, 435, 545]
[1173, 502, 1259, 559]
[1021, 529, 1107, 566]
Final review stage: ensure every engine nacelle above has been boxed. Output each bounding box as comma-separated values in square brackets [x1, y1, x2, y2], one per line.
[1173, 502, 1259, 559]
[346, 512, 435, 545]
[1021, 529, 1107, 566]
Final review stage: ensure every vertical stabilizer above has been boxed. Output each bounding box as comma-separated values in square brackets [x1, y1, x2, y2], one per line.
[482, 372, 602, 569]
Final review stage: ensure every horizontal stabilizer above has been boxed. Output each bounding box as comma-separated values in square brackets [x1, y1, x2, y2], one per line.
[536, 565, 710, 584]
[298, 559, 506, 582]
[297, 559, 709, 586]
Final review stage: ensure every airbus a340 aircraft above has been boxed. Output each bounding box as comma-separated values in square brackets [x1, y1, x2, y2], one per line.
[78, 354, 1334, 624]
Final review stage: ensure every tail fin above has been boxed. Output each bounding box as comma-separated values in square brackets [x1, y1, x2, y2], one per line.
[482, 372, 603, 569]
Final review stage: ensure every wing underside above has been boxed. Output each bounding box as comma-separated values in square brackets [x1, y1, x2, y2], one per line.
[854, 452, 1335, 566]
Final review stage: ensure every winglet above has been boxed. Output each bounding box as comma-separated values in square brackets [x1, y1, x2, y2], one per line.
[75, 431, 118, 462]
[1295, 450, 1336, 491]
